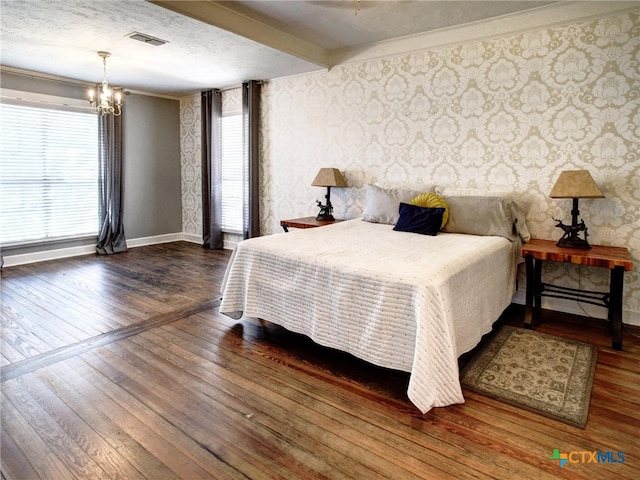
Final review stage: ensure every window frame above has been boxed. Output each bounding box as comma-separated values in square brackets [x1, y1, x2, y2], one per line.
[0, 88, 100, 247]
[220, 106, 244, 234]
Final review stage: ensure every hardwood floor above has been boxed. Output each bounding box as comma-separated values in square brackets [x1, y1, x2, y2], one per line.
[1, 242, 639, 479]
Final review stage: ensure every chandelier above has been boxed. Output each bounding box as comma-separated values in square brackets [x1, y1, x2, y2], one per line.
[88, 51, 123, 116]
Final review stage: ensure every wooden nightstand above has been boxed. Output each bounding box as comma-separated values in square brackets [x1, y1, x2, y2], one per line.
[521, 239, 633, 350]
[280, 216, 343, 232]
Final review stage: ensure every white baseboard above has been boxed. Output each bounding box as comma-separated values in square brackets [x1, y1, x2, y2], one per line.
[2, 244, 97, 267]
[2, 232, 204, 267]
[179, 232, 240, 250]
[172, 231, 240, 250]
[125, 232, 187, 248]
[182, 233, 203, 244]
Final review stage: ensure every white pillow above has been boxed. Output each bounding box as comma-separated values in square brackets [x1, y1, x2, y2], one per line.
[436, 186, 532, 242]
[441, 196, 518, 240]
[362, 184, 423, 224]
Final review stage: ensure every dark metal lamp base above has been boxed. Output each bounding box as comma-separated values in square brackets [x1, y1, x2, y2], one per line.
[556, 236, 591, 249]
[315, 213, 335, 222]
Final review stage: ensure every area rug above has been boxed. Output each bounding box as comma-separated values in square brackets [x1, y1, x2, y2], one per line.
[460, 326, 598, 428]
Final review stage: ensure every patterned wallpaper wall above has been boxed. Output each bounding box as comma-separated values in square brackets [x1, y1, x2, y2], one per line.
[181, 12, 640, 322]
[180, 95, 201, 239]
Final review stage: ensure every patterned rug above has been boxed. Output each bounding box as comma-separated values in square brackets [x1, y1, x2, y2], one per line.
[460, 326, 598, 428]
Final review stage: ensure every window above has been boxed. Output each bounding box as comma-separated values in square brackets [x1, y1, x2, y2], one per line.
[0, 96, 99, 246]
[221, 113, 244, 232]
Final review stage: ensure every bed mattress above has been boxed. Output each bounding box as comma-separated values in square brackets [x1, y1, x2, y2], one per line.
[220, 219, 516, 413]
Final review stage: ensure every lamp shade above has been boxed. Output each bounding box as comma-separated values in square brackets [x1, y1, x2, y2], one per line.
[311, 168, 348, 187]
[549, 170, 605, 199]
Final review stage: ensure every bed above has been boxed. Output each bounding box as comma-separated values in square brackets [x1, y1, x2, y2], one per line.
[220, 186, 526, 413]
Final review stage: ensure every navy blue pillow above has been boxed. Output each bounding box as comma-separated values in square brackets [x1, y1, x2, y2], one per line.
[393, 203, 444, 236]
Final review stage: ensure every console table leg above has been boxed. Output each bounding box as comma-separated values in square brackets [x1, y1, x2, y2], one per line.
[524, 254, 534, 328]
[610, 266, 624, 350]
[534, 259, 542, 311]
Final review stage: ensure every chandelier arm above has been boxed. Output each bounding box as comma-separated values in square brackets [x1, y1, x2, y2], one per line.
[89, 51, 122, 116]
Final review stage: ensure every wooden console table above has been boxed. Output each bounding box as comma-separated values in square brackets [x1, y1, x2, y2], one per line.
[280, 217, 342, 232]
[521, 239, 633, 350]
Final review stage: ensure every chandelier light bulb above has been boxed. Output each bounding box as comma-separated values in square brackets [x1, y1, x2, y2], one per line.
[88, 51, 123, 116]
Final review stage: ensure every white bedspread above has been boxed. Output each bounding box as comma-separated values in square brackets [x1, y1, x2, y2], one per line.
[220, 219, 516, 413]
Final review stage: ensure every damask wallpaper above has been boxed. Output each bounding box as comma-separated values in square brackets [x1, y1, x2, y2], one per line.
[181, 12, 639, 324]
[180, 95, 202, 240]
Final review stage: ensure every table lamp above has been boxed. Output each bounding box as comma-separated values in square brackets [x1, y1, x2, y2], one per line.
[311, 168, 347, 221]
[549, 170, 604, 249]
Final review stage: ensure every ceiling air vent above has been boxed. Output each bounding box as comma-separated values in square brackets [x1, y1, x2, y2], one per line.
[127, 32, 168, 47]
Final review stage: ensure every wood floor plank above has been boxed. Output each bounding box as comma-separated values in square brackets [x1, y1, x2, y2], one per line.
[176, 312, 413, 413]
[449, 395, 635, 480]
[1, 242, 639, 480]
[0, 294, 59, 359]
[6, 272, 126, 332]
[171, 309, 640, 480]
[2, 376, 110, 479]
[0, 299, 220, 382]
[14, 262, 151, 326]
[1, 390, 84, 480]
[0, 352, 12, 368]
[2, 275, 105, 338]
[84, 341, 348, 480]
[45, 360, 213, 480]
[124, 338, 374, 480]
[0, 244, 230, 364]
[129, 328, 426, 480]
[57, 358, 231, 480]
[155, 316, 532, 479]
[14, 372, 147, 480]
[0, 425, 41, 480]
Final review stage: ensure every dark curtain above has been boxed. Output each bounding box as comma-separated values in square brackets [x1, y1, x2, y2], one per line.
[96, 111, 127, 255]
[242, 81, 261, 240]
[201, 89, 224, 249]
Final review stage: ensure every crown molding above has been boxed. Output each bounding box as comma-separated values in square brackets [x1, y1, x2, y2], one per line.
[0, 65, 93, 88]
[0, 66, 182, 101]
[329, 1, 640, 66]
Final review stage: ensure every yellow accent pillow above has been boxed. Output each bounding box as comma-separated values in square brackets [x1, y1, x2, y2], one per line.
[410, 193, 449, 229]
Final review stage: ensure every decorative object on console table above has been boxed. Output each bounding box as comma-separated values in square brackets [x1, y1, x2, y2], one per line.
[549, 170, 605, 249]
[311, 168, 348, 221]
[521, 239, 632, 350]
[280, 216, 343, 233]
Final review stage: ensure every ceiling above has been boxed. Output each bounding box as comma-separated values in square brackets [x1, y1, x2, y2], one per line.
[0, 1, 634, 97]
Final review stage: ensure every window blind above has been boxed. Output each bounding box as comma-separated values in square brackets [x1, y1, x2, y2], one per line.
[221, 114, 244, 232]
[0, 103, 100, 246]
